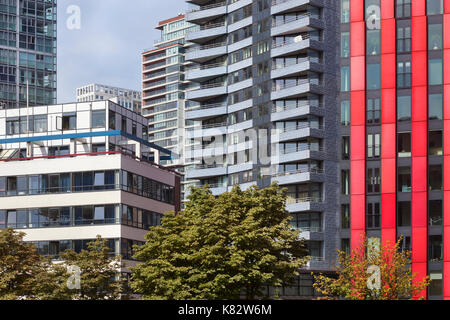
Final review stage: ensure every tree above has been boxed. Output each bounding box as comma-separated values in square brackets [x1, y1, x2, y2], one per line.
[313, 235, 430, 300]
[60, 235, 126, 300]
[130, 183, 308, 300]
[0, 228, 71, 300]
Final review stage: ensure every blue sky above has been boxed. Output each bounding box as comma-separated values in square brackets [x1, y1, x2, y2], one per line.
[57, 0, 186, 103]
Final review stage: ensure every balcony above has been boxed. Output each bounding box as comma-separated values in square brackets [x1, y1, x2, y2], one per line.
[271, 0, 324, 15]
[186, 2, 227, 24]
[271, 79, 323, 100]
[185, 42, 227, 63]
[271, 13, 323, 37]
[271, 168, 324, 185]
[186, 122, 228, 139]
[228, 0, 253, 13]
[272, 145, 324, 164]
[271, 102, 324, 122]
[186, 22, 227, 44]
[186, 62, 228, 82]
[185, 103, 227, 121]
[271, 57, 323, 79]
[185, 164, 227, 179]
[271, 123, 324, 143]
[271, 34, 323, 58]
[285, 196, 324, 213]
[186, 82, 227, 101]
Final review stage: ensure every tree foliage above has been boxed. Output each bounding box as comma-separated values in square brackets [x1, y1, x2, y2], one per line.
[130, 183, 308, 300]
[313, 236, 430, 300]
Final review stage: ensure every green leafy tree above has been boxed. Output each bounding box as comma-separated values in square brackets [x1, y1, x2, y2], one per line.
[0, 228, 71, 300]
[60, 235, 126, 300]
[130, 183, 308, 300]
[313, 235, 430, 300]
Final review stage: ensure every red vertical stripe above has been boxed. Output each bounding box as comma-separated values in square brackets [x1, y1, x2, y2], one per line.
[411, 1, 428, 299]
[350, 0, 366, 251]
[380, 0, 396, 247]
[442, 0, 450, 300]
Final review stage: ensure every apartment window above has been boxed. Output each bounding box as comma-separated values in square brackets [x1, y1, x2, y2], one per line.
[62, 113, 76, 131]
[429, 165, 442, 190]
[367, 168, 380, 193]
[398, 132, 411, 157]
[341, 66, 350, 92]
[398, 236, 411, 251]
[429, 59, 443, 85]
[367, 134, 380, 158]
[341, 204, 350, 229]
[397, 26, 411, 52]
[429, 235, 443, 262]
[367, 98, 380, 124]
[397, 201, 411, 226]
[429, 200, 443, 226]
[91, 110, 106, 128]
[366, 63, 381, 90]
[398, 166, 412, 192]
[341, 100, 350, 126]
[397, 95, 411, 121]
[341, 0, 350, 23]
[428, 23, 443, 50]
[429, 93, 443, 120]
[290, 213, 322, 232]
[341, 32, 350, 57]
[109, 110, 116, 130]
[341, 239, 350, 255]
[429, 273, 443, 297]
[427, 0, 444, 15]
[366, 30, 380, 56]
[397, 61, 411, 88]
[396, 0, 411, 18]
[429, 130, 443, 156]
[342, 136, 350, 160]
[367, 203, 381, 229]
[341, 170, 350, 195]
[307, 241, 323, 260]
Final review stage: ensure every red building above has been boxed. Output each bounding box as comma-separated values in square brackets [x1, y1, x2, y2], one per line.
[340, 0, 450, 299]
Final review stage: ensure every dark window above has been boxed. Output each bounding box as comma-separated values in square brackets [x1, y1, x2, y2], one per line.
[367, 203, 381, 229]
[398, 132, 411, 157]
[342, 136, 350, 160]
[367, 98, 380, 124]
[429, 165, 442, 191]
[397, 26, 411, 52]
[397, 201, 411, 227]
[429, 131, 443, 156]
[341, 204, 350, 229]
[429, 200, 442, 226]
[429, 235, 443, 262]
[367, 168, 380, 193]
[398, 166, 412, 192]
[429, 93, 443, 120]
[397, 61, 411, 88]
[428, 23, 443, 50]
[396, 0, 411, 18]
[62, 113, 76, 130]
[91, 110, 106, 128]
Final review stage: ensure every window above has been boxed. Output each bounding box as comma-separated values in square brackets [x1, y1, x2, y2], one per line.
[366, 30, 380, 56]
[367, 98, 380, 124]
[342, 136, 350, 160]
[341, 32, 350, 57]
[397, 95, 411, 121]
[367, 168, 380, 193]
[429, 200, 442, 226]
[341, 66, 350, 92]
[429, 165, 442, 190]
[341, 0, 350, 23]
[398, 166, 412, 192]
[427, 0, 443, 15]
[429, 130, 443, 156]
[429, 235, 443, 262]
[429, 93, 443, 120]
[62, 113, 76, 130]
[367, 202, 380, 229]
[341, 100, 350, 126]
[429, 273, 443, 297]
[428, 23, 443, 50]
[367, 134, 380, 158]
[290, 213, 322, 232]
[366, 63, 381, 90]
[396, 0, 411, 18]
[397, 201, 411, 226]
[397, 26, 411, 52]
[91, 110, 106, 128]
[398, 132, 411, 157]
[397, 61, 411, 87]
[429, 59, 443, 85]
[341, 170, 350, 195]
[341, 204, 350, 229]
[307, 241, 323, 260]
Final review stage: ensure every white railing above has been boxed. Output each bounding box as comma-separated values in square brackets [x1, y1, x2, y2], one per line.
[186, 41, 227, 53]
[280, 144, 324, 154]
[272, 12, 312, 28]
[271, 102, 322, 113]
[189, 1, 226, 12]
[272, 33, 311, 48]
[272, 78, 318, 91]
[188, 62, 227, 71]
[286, 196, 322, 204]
[274, 122, 323, 133]
[273, 168, 324, 177]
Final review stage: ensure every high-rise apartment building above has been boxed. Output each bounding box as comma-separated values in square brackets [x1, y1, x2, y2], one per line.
[0, 100, 180, 274]
[183, 0, 340, 298]
[339, 0, 449, 300]
[76, 84, 142, 114]
[0, 0, 57, 109]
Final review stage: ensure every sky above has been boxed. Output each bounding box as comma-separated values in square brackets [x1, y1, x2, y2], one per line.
[57, 0, 186, 103]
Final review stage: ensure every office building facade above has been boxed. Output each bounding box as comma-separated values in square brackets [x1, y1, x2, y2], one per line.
[0, 0, 57, 109]
[340, 0, 450, 299]
[0, 100, 180, 272]
[76, 84, 142, 114]
[183, 0, 340, 298]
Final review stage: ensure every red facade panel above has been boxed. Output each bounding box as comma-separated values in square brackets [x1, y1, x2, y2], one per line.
[412, 0, 426, 17]
[381, 88, 396, 123]
[350, 0, 364, 22]
[350, 57, 365, 91]
[350, 22, 365, 57]
[381, 158, 396, 194]
[380, 0, 394, 20]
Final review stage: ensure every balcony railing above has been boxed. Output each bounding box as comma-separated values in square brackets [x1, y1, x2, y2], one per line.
[187, 121, 228, 131]
[272, 12, 312, 28]
[187, 61, 227, 71]
[280, 144, 324, 154]
[272, 57, 314, 70]
[271, 101, 322, 113]
[274, 122, 323, 133]
[272, 78, 318, 91]
[189, 1, 226, 12]
[186, 41, 227, 53]
[273, 168, 324, 177]
[272, 33, 312, 49]
[286, 196, 323, 204]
